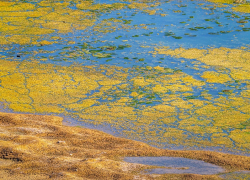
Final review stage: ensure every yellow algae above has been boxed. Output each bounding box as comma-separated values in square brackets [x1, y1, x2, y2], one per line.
[184, 125, 207, 135]
[0, 88, 31, 104]
[0, 0, 160, 46]
[161, 94, 181, 102]
[238, 104, 250, 114]
[130, 92, 139, 97]
[143, 9, 157, 15]
[170, 99, 193, 109]
[166, 84, 192, 92]
[152, 84, 168, 93]
[0, 73, 26, 88]
[41, 21, 73, 33]
[179, 117, 211, 127]
[77, 2, 125, 11]
[39, 40, 53, 45]
[0, 3, 35, 12]
[117, 97, 130, 103]
[154, 47, 250, 83]
[232, 4, 250, 13]
[109, 106, 135, 118]
[213, 110, 250, 128]
[99, 85, 113, 92]
[182, 92, 194, 97]
[0, 36, 10, 45]
[153, 104, 176, 113]
[229, 129, 250, 145]
[207, 0, 234, 4]
[163, 128, 188, 144]
[23, 27, 55, 35]
[182, 75, 206, 87]
[201, 71, 232, 83]
[8, 104, 35, 113]
[98, 80, 121, 86]
[128, 2, 149, 10]
[132, 77, 150, 87]
[65, 99, 97, 111]
[0, 1, 98, 45]
[178, 112, 191, 120]
[179, 48, 207, 60]
[0, 23, 19, 33]
[230, 69, 250, 80]
[154, 47, 186, 58]
[153, 66, 165, 71]
[200, 48, 228, 65]
[33, 104, 64, 114]
[241, 90, 250, 98]
[227, 96, 249, 108]
[0, 2, 15, 6]
[188, 99, 205, 107]
[211, 135, 233, 147]
[7, 35, 31, 45]
[195, 104, 221, 116]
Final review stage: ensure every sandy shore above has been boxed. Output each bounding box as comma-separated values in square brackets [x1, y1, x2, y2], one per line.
[0, 112, 249, 179]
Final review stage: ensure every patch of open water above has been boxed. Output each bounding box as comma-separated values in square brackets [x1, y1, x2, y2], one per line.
[123, 156, 225, 175]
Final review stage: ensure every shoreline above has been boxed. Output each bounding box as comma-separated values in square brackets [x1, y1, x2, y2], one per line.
[1, 103, 249, 157]
[0, 112, 249, 179]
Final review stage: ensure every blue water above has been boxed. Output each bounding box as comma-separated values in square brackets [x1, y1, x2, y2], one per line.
[5, 0, 250, 68]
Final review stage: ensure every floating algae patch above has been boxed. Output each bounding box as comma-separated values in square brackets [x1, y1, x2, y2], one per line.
[0, 0, 162, 46]
[153, 46, 250, 81]
[207, 0, 250, 14]
[0, 59, 250, 154]
[150, 46, 250, 152]
[123, 156, 225, 175]
[0, 1, 96, 45]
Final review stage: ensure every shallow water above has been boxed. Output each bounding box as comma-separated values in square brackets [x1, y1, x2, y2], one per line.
[0, 0, 250, 155]
[123, 156, 225, 175]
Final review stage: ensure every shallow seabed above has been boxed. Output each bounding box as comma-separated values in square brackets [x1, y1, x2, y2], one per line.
[0, 0, 250, 156]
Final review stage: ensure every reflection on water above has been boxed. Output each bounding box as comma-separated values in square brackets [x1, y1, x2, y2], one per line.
[0, 0, 250, 155]
[123, 156, 225, 175]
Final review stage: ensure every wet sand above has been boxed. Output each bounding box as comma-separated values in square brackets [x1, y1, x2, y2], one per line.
[0, 112, 249, 179]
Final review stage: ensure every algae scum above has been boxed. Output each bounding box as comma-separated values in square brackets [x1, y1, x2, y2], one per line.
[0, 0, 250, 155]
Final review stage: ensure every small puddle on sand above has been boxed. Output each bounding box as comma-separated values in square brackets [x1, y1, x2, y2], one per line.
[123, 156, 225, 175]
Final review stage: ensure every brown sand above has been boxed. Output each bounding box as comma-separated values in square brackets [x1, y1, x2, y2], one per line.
[0, 112, 249, 179]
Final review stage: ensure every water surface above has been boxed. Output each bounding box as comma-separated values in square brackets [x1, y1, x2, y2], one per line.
[123, 156, 225, 175]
